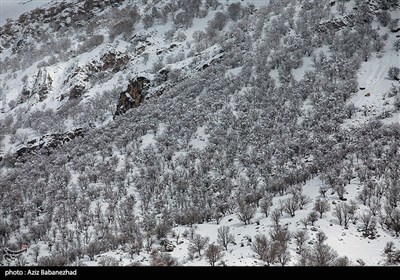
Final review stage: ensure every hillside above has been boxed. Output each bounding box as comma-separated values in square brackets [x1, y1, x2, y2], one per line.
[0, 0, 400, 267]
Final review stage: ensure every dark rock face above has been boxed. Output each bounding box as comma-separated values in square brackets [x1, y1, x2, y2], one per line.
[101, 51, 130, 73]
[69, 85, 85, 99]
[115, 77, 150, 116]
[14, 128, 84, 161]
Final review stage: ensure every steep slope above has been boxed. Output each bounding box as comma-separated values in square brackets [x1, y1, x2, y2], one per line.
[0, 0, 59, 24]
[0, 0, 400, 267]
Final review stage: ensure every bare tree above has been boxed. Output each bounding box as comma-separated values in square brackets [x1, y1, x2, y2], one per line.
[334, 203, 344, 226]
[300, 217, 309, 229]
[284, 197, 299, 217]
[333, 202, 356, 228]
[98, 256, 119, 266]
[251, 234, 278, 266]
[388, 66, 400, 81]
[205, 0, 220, 10]
[251, 234, 269, 261]
[294, 230, 309, 254]
[227, 3, 243, 21]
[313, 198, 330, 218]
[37, 254, 68, 266]
[319, 186, 328, 198]
[308, 231, 338, 266]
[307, 211, 319, 226]
[357, 187, 371, 205]
[359, 210, 373, 235]
[377, 10, 391, 26]
[334, 256, 351, 266]
[32, 245, 40, 262]
[269, 225, 291, 247]
[236, 199, 256, 225]
[217, 226, 234, 250]
[270, 208, 282, 227]
[142, 14, 154, 29]
[189, 234, 209, 257]
[390, 209, 400, 237]
[205, 244, 223, 266]
[150, 250, 179, 266]
[86, 241, 102, 261]
[334, 182, 346, 200]
[126, 239, 143, 258]
[276, 244, 291, 266]
[368, 196, 381, 216]
[316, 231, 328, 245]
[174, 11, 193, 29]
[348, 200, 359, 224]
[296, 194, 312, 210]
[260, 196, 273, 217]
[393, 39, 400, 52]
[336, 1, 346, 15]
[383, 241, 400, 265]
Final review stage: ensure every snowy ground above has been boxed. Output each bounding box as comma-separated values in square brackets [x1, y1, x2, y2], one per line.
[0, 0, 57, 25]
[162, 178, 391, 266]
[344, 17, 400, 127]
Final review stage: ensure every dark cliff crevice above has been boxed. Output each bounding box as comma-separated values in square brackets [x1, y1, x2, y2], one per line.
[115, 77, 150, 116]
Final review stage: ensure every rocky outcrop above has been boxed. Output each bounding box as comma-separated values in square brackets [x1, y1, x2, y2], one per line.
[20, 68, 52, 103]
[66, 50, 131, 100]
[69, 85, 86, 99]
[160, 239, 175, 252]
[15, 0, 125, 29]
[64, 63, 90, 100]
[198, 52, 224, 71]
[115, 77, 150, 116]
[14, 128, 84, 160]
[101, 51, 130, 73]
[316, 15, 355, 33]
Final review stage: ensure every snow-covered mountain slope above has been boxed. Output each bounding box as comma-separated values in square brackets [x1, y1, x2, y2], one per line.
[0, 0, 62, 25]
[0, 0, 400, 267]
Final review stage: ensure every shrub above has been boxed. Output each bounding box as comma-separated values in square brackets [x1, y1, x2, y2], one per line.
[388, 66, 400, 81]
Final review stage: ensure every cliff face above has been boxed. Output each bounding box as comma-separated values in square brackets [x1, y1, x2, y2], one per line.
[13, 128, 84, 162]
[101, 51, 130, 73]
[20, 68, 52, 103]
[115, 77, 150, 116]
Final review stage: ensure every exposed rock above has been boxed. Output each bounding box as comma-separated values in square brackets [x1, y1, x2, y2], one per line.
[198, 53, 224, 71]
[160, 239, 175, 252]
[14, 128, 84, 161]
[201, 64, 209, 70]
[101, 51, 130, 73]
[169, 43, 178, 50]
[63, 64, 90, 100]
[316, 15, 354, 33]
[66, 50, 130, 101]
[69, 85, 85, 99]
[20, 68, 52, 103]
[115, 77, 150, 116]
[20, 87, 32, 104]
